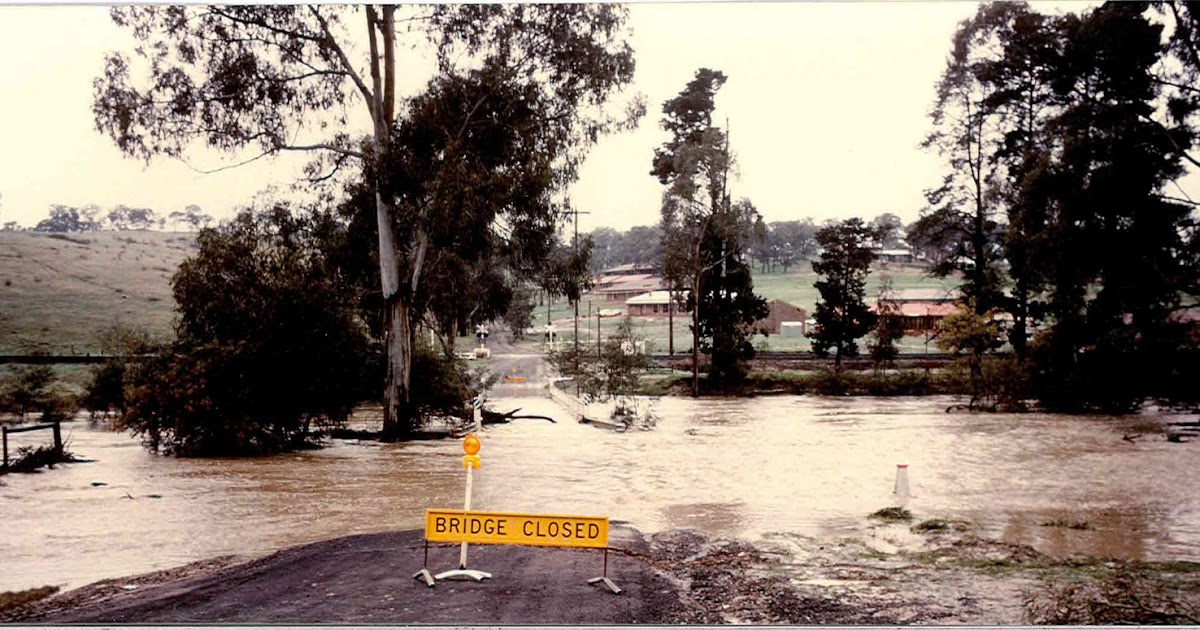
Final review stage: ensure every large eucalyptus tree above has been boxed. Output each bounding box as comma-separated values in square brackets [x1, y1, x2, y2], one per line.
[93, 5, 639, 438]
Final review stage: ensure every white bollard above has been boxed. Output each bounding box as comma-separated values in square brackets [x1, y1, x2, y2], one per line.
[432, 428, 491, 582]
[894, 464, 910, 499]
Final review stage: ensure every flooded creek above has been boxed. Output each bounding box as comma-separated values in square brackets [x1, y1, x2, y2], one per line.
[2, 390, 1198, 593]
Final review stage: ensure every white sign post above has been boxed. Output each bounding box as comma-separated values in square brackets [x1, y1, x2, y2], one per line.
[434, 398, 491, 582]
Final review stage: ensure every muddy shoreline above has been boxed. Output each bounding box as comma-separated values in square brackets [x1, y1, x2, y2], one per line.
[6, 519, 1198, 624]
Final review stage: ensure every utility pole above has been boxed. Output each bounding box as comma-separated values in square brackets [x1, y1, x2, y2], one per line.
[564, 207, 591, 372]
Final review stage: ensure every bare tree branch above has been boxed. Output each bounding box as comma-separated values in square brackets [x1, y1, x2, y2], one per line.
[382, 6, 397, 122]
[365, 6, 384, 126]
[206, 7, 325, 43]
[277, 142, 364, 159]
[308, 5, 376, 125]
[177, 149, 274, 174]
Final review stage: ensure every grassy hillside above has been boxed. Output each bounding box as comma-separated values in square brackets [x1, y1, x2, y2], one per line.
[0, 231, 196, 354]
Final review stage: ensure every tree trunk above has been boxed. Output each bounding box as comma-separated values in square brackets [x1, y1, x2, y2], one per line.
[374, 188, 415, 441]
[382, 296, 416, 441]
[1012, 282, 1028, 361]
[692, 272, 700, 397]
[668, 290, 674, 355]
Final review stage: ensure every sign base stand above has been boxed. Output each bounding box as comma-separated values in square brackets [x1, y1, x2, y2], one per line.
[434, 568, 492, 582]
[588, 576, 621, 594]
[413, 539, 437, 587]
[413, 568, 436, 587]
[588, 547, 622, 594]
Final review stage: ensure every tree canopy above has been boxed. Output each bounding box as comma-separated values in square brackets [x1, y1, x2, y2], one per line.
[921, 1, 1200, 412]
[809, 219, 880, 370]
[96, 5, 641, 438]
[655, 68, 766, 393]
[122, 206, 374, 456]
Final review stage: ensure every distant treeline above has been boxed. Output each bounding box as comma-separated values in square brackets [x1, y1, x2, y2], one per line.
[1, 204, 214, 233]
[586, 212, 910, 275]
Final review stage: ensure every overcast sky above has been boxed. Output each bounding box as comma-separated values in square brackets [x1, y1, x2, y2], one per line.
[0, 2, 1103, 234]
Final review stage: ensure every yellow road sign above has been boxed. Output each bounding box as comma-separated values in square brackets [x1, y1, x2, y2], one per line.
[424, 509, 608, 549]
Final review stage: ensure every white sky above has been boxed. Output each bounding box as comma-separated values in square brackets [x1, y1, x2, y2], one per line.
[0, 2, 1110, 233]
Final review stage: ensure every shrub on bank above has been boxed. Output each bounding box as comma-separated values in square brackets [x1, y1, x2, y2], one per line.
[0, 365, 78, 422]
[120, 208, 376, 457]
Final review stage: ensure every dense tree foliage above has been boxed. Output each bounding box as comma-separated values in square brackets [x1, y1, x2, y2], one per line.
[922, 1, 1200, 412]
[586, 225, 664, 273]
[587, 218, 826, 276]
[809, 219, 880, 370]
[655, 68, 767, 393]
[869, 275, 904, 371]
[870, 213, 907, 249]
[121, 207, 375, 456]
[694, 200, 768, 385]
[82, 326, 156, 418]
[756, 219, 820, 273]
[935, 300, 1005, 406]
[0, 365, 67, 421]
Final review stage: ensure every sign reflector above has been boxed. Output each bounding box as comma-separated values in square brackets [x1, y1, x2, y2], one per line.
[424, 509, 608, 549]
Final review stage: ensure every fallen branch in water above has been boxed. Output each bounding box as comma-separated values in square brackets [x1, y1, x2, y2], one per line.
[482, 408, 556, 424]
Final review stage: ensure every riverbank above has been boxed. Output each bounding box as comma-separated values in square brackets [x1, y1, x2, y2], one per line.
[5, 519, 1198, 624]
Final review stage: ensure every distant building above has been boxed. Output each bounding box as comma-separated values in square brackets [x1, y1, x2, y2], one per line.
[877, 247, 915, 264]
[625, 290, 687, 316]
[870, 288, 962, 332]
[753, 299, 808, 335]
[594, 264, 666, 303]
[597, 262, 656, 277]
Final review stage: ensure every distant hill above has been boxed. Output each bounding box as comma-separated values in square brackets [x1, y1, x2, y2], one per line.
[0, 231, 197, 354]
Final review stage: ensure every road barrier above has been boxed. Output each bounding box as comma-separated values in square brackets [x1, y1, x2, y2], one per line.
[414, 410, 620, 594]
[425, 509, 608, 549]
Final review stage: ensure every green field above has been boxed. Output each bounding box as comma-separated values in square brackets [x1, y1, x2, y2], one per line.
[0, 231, 196, 354]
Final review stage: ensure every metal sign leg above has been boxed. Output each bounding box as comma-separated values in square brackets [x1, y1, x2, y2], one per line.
[413, 539, 436, 587]
[588, 547, 621, 594]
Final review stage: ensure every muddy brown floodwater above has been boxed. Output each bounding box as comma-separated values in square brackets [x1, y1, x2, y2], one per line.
[2, 379, 1197, 594]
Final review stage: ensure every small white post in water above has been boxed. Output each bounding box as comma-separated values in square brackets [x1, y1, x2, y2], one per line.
[894, 464, 911, 501]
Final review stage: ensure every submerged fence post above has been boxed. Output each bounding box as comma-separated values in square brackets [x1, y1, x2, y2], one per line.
[52, 420, 62, 454]
[2, 426, 8, 469]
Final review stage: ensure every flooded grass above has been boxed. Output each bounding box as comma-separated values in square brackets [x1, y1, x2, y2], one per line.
[0, 444, 82, 475]
[0, 586, 59, 616]
[869, 507, 913, 522]
[911, 518, 970, 533]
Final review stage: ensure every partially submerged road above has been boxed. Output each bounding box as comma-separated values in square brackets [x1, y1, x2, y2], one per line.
[15, 528, 684, 624]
